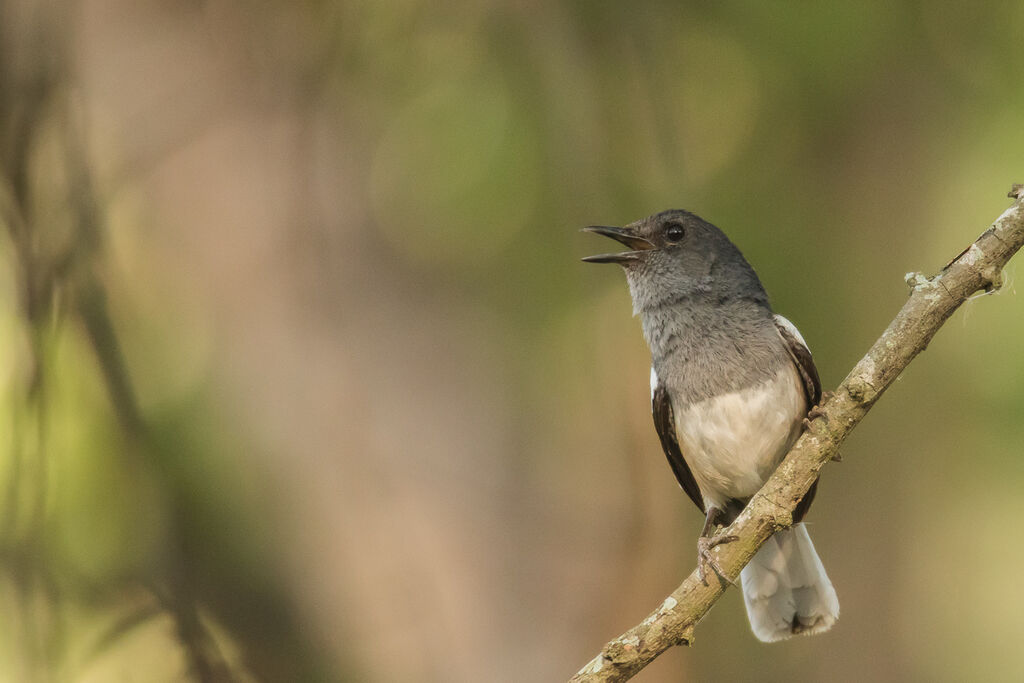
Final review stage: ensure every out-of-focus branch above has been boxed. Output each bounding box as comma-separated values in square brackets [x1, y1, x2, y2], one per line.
[0, 6, 237, 679]
[571, 186, 1024, 683]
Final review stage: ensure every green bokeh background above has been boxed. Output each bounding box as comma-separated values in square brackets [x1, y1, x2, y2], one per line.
[1, 1, 1022, 681]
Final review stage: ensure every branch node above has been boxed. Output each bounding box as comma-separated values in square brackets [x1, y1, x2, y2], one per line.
[676, 623, 695, 646]
[979, 263, 1004, 293]
[956, 243, 1005, 292]
[845, 374, 876, 403]
[982, 269, 1003, 293]
[904, 271, 931, 291]
[604, 635, 641, 664]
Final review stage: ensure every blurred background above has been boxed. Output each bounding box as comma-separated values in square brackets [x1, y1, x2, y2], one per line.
[1, 1, 1022, 681]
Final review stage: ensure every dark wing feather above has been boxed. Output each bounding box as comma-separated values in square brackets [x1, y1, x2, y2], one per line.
[774, 316, 823, 522]
[652, 382, 705, 514]
[774, 317, 822, 406]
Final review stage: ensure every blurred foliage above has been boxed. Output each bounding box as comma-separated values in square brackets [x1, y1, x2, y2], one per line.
[0, 1, 1023, 682]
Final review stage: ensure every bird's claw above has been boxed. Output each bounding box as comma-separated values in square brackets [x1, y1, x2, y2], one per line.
[697, 534, 738, 586]
[803, 391, 835, 430]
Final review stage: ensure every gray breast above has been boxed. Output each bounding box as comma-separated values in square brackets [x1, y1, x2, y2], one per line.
[642, 297, 791, 405]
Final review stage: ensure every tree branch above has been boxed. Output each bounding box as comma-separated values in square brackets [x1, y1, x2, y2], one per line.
[571, 185, 1024, 683]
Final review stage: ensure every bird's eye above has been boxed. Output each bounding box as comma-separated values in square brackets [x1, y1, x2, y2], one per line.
[665, 225, 685, 242]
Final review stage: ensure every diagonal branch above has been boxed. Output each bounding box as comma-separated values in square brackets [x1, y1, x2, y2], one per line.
[571, 185, 1024, 683]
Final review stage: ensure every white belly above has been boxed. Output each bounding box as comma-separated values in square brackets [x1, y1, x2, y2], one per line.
[673, 365, 806, 509]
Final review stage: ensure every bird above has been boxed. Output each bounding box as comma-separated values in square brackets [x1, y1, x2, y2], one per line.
[582, 209, 839, 642]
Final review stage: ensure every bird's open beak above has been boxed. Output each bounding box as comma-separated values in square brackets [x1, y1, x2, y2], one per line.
[581, 226, 656, 264]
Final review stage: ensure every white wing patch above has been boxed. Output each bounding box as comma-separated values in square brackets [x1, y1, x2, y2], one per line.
[773, 314, 810, 353]
[650, 366, 658, 402]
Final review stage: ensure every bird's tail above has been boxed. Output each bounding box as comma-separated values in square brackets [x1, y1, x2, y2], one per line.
[739, 523, 839, 642]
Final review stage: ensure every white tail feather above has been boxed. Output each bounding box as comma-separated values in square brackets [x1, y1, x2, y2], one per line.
[740, 523, 839, 642]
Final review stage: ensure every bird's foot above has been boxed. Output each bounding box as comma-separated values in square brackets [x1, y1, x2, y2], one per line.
[697, 533, 738, 586]
[802, 391, 836, 429]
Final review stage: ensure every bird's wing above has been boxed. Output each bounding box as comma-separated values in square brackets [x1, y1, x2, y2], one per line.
[651, 368, 705, 514]
[773, 314, 822, 521]
[773, 314, 821, 406]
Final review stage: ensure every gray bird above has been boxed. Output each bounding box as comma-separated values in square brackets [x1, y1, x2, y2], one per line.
[583, 209, 839, 642]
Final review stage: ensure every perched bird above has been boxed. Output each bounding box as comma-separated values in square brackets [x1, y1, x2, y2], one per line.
[583, 209, 838, 642]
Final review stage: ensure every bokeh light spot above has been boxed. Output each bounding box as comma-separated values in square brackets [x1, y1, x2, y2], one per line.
[370, 72, 540, 268]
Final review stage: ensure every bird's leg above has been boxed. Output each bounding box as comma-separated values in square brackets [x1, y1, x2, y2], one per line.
[803, 391, 843, 461]
[697, 507, 738, 585]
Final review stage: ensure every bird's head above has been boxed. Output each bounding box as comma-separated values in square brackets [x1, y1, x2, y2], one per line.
[583, 209, 767, 313]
